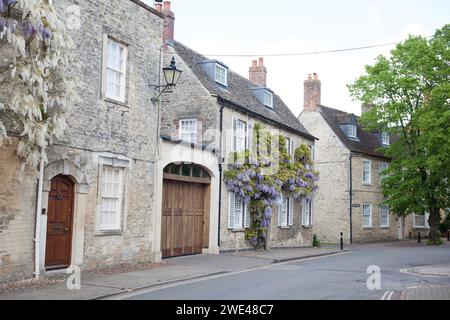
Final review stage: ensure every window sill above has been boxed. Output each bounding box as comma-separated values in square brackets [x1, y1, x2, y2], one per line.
[95, 230, 123, 236]
[362, 183, 372, 187]
[230, 228, 246, 233]
[413, 227, 429, 230]
[362, 227, 374, 230]
[278, 226, 292, 230]
[302, 225, 314, 229]
[104, 97, 129, 108]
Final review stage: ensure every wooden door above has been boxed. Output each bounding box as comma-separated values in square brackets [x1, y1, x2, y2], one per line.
[161, 180, 206, 258]
[45, 175, 74, 270]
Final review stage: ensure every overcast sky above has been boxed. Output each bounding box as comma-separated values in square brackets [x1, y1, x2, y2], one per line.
[144, 0, 449, 116]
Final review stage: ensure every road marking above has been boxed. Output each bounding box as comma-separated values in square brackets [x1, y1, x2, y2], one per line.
[107, 251, 349, 300]
[381, 290, 394, 300]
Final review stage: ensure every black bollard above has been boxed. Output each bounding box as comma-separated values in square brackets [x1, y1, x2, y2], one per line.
[340, 232, 344, 251]
[418, 232, 421, 244]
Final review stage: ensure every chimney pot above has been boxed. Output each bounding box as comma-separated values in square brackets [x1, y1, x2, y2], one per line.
[155, 3, 162, 12]
[304, 74, 321, 112]
[249, 58, 267, 87]
[163, 1, 171, 11]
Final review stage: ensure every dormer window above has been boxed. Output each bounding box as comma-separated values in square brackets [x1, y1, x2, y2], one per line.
[263, 90, 273, 108]
[382, 132, 390, 145]
[215, 63, 227, 86]
[348, 125, 357, 139]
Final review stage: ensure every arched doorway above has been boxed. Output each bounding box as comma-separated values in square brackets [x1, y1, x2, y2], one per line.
[45, 175, 75, 270]
[161, 163, 211, 258]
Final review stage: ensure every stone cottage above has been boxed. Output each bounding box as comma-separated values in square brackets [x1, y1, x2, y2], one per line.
[299, 74, 401, 243]
[0, 0, 165, 282]
[155, 2, 318, 254]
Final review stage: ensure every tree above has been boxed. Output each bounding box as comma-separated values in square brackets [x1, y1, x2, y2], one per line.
[348, 25, 450, 244]
[0, 0, 77, 175]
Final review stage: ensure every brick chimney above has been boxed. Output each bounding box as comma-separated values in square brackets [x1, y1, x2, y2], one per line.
[161, 1, 175, 49]
[249, 57, 267, 87]
[303, 73, 321, 112]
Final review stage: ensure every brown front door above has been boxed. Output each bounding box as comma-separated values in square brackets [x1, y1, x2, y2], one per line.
[161, 180, 206, 258]
[45, 175, 74, 270]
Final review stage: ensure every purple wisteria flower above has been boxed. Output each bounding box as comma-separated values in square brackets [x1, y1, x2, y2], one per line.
[41, 27, 52, 39]
[22, 21, 35, 39]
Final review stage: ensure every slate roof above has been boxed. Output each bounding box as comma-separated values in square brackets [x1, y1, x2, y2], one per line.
[318, 105, 390, 159]
[171, 41, 316, 140]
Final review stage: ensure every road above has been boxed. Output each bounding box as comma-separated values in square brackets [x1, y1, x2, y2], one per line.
[114, 243, 450, 300]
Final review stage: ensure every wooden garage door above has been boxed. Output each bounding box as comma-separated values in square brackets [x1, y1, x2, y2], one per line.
[161, 180, 206, 258]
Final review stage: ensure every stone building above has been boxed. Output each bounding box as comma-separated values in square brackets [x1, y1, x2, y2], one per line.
[156, 3, 318, 253]
[0, 0, 165, 282]
[299, 75, 401, 243]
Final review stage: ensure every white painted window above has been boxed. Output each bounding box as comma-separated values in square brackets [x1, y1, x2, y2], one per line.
[279, 196, 293, 227]
[105, 38, 127, 102]
[382, 132, 390, 146]
[228, 193, 249, 230]
[348, 125, 357, 138]
[380, 204, 389, 228]
[379, 162, 389, 182]
[413, 213, 429, 228]
[215, 63, 227, 86]
[100, 166, 123, 230]
[284, 137, 294, 155]
[308, 145, 315, 161]
[362, 204, 372, 228]
[264, 90, 273, 108]
[232, 118, 247, 152]
[302, 198, 313, 227]
[363, 160, 372, 184]
[179, 119, 197, 144]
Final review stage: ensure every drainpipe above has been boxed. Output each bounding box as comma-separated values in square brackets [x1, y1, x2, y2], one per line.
[349, 154, 353, 244]
[217, 103, 225, 247]
[34, 156, 45, 279]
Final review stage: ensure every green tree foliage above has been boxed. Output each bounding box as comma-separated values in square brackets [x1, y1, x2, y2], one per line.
[348, 25, 450, 244]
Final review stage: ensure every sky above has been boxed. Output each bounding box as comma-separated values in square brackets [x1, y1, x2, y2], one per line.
[144, 0, 449, 116]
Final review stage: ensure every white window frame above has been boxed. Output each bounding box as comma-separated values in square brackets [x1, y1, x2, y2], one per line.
[380, 204, 390, 228]
[378, 162, 389, 183]
[308, 145, 315, 161]
[348, 125, 357, 138]
[99, 166, 124, 231]
[104, 37, 127, 102]
[279, 196, 293, 228]
[232, 118, 248, 153]
[363, 159, 372, 185]
[228, 193, 249, 230]
[179, 118, 197, 144]
[413, 213, 429, 228]
[302, 198, 313, 227]
[382, 132, 390, 146]
[215, 63, 227, 86]
[264, 90, 273, 108]
[362, 203, 372, 228]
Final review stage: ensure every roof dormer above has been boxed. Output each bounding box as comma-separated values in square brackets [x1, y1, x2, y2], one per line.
[251, 87, 274, 109]
[198, 60, 228, 87]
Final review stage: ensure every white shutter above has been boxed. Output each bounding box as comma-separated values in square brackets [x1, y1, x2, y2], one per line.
[244, 202, 250, 228]
[310, 199, 314, 226]
[302, 199, 307, 226]
[288, 198, 294, 226]
[290, 140, 295, 162]
[232, 118, 238, 152]
[247, 122, 253, 152]
[278, 198, 283, 227]
[228, 193, 236, 229]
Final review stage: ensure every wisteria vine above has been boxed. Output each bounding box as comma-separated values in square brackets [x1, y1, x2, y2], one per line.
[224, 124, 319, 249]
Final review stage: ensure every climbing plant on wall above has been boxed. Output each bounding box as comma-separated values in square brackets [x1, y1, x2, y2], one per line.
[0, 0, 78, 175]
[224, 123, 319, 250]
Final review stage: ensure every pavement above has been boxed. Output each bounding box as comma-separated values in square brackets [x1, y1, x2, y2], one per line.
[400, 264, 450, 300]
[0, 246, 343, 300]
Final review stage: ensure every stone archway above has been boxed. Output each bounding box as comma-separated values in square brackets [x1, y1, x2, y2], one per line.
[39, 159, 89, 273]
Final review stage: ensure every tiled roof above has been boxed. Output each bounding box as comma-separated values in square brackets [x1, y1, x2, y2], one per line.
[318, 105, 390, 159]
[171, 41, 316, 140]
